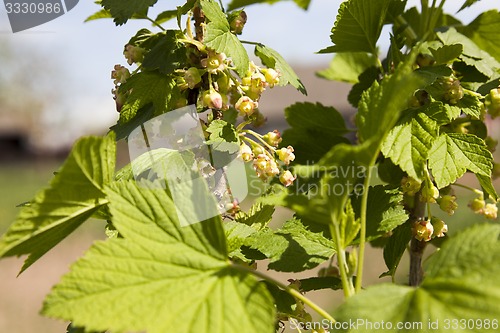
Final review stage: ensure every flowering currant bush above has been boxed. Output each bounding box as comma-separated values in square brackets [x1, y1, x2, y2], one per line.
[2, 0, 500, 332]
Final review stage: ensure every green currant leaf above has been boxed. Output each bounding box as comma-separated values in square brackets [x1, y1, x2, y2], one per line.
[101, 0, 157, 25]
[153, 9, 178, 25]
[421, 101, 461, 125]
[84, 9, 112, 22]
[224, 220, 259, 261]
[348, 66, 380, 107]
[352, 185, 408, 242]
[118, 72, 179, 124]
[437, 28, 500, 79]
[201, 0, 250, 76]
[247, 218, 335, 272]
[356, 62, 424, 144]
[42, 181, 275, 333]
[255, 44, 307, 94]
[459, 10, 500, 63]
[205, 119, 239, 153]
[320, 0, 392, 54]
[381, 222, 412, 278]
[0, 135, 115, 273]
[227, 0, 310, 11]
[477, 174, 498, 201]
[452, 93, 482, 119]
[381, 112, 439, 181]
[110, 105, 154, 141]
[335, 224, 500, 333]
[317, 52, 378, 84]
[429, 44, 463, 65]
[428, 132, 493, 188]
[297, 276, 343, 292]
[235, 202, 275, 228]
[458, 0, 481, 12]
[142, 30, 187, 74]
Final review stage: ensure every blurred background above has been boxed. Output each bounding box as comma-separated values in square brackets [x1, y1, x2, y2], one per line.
[1, 0, 499, 332]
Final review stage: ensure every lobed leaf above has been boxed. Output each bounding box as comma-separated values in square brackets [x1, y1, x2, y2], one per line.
[118, 72, 178, 124]
[459, 10, 500, 64]
[42, 181, 275, 333]
[0, 135, 115, 273]
[321, 0, 392, 54]
[100, 0, 157, 25]
[201, 0, 250, 76]
[428, 133, 493, 188]
[247, 218, 335, 272]
[317, 52, 378, 84]
[381, 112, 439, 181]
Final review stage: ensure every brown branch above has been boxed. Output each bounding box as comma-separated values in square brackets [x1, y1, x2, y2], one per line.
[409, 195, 427, 286]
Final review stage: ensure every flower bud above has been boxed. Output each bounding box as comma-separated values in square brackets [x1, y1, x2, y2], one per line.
[469, 197, 485, 213]
[202, 90, 223, 109]
[235, 96, 258, 116]
[123, 44, 145, 65]
[184, 67, 202, 89]
[483, 203, 498, 219]
[252, 145, 265, 156]
[401, 176, 421, 196]
[238, 143, 253, 162]
[486, 88, 500, 118]
[111, 64, 130, 85]
[279, 170, 296, 187]
[413, 219, 434, 242]
[276, 146, 295, 165]
[438, 195, 458, 215]
[263, 130, 282, 147]
[431, 217, 448, 238]
[420, 182, 439, 203]
[229, 10, 247, 35]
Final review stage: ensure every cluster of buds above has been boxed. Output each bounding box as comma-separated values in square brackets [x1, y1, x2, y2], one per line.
[485, 87, 500, 118]
[111, 64, 131, 112]
[436, 76, 464, 104]
[413, 217, 448, 242]
[238, 130, 296, 187]
[469, 195, 498, 219]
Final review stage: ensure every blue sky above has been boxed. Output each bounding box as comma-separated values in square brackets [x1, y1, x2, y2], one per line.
[0, 0, 499, 149]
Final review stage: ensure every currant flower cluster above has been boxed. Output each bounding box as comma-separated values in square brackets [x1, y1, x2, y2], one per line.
[401, 175, 498, 242]
[238, 129, 296, 187]
[109, 9, 296, 186]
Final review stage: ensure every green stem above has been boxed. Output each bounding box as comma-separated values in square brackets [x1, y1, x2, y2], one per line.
[452, 183, 484, 196]
[145, 16, 166, 31]
[354, 164, 373, 292]
[244, 129, 277, 152]
[240, 40, 263, 46]
[329, 219, 355, 297]
[233, 264, 336, 324]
